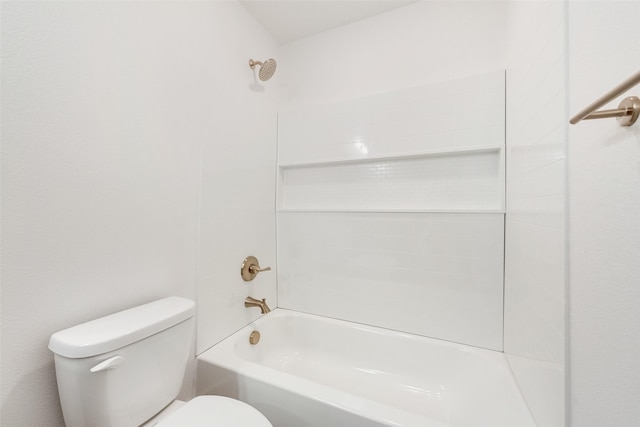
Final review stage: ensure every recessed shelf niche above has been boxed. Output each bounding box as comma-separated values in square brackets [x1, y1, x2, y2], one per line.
[278, 146, 503, 212]
[277, 70, 505, 213]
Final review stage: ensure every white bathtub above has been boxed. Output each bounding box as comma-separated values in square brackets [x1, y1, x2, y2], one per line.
[197, 309, 536, 427]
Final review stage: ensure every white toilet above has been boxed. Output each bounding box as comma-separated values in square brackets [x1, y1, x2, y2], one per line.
[48, 297, 272, 427]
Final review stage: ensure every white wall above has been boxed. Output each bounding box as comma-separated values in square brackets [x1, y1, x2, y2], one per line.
[0, 2, 277, 425]
[504, 2, 567, 426]
[276, 1, 507, 349]
[278, 211, 506, 349]
[277, 70, 507, 350]
[278, 1, 506, 108]
[568, 2, 640, 426]
[194, 4, 278, 354]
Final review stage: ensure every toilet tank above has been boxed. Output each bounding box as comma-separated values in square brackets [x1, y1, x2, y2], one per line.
[48, 297, 195, 427]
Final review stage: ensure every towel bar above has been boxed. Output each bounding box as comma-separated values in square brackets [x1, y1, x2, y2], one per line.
[570, 70, 640, 126]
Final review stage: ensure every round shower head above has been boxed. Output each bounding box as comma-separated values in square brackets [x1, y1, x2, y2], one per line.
[249, 58, 277, 81]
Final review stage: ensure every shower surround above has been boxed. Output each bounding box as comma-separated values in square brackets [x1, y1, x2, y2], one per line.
[276, 71, 506, 351]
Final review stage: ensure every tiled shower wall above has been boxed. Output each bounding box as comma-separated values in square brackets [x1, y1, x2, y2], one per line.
[277, 71, 506, 350]
[504, 2, 566, 426]
[568, 2, 640, 425]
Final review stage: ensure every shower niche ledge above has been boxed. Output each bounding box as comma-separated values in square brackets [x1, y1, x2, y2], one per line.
[277, 145, 505, 213]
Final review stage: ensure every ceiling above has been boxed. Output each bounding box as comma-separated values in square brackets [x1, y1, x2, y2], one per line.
[240, 0, 418, 44]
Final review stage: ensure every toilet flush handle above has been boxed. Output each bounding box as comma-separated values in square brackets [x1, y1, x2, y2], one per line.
[90, 355, 124, 373]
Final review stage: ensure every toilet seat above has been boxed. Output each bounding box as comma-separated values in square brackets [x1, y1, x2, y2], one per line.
[156, 395, 273, 427]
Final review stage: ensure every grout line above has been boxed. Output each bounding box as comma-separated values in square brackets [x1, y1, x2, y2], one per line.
[274, 113, 280, 310]
[503, 69, 508, 354]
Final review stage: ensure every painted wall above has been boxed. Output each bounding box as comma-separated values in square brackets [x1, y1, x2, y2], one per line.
[503, 2, 567, 426]
[568, 2, 640, 426]
[278, 1, 506, 108]
[194, 5, 278, 354]
[0, 2, 277, 426]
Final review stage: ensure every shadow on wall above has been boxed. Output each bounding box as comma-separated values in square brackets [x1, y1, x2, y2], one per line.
[600, 123, 640, 147]
[1, 362, 64, 427]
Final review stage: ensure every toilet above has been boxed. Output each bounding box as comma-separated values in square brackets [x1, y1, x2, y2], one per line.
[48, 297, 272, 427]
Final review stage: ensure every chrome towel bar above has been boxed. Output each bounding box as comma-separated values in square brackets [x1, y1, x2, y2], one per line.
[569, 70, 640, 126]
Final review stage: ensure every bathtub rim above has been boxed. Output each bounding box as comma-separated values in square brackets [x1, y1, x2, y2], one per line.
[196, 308, 534, 427]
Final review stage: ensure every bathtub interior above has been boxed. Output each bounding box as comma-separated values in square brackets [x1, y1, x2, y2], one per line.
[198, 309, 536, 427]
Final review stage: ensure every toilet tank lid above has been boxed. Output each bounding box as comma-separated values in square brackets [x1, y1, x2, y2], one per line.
[49, 297, 195, 359]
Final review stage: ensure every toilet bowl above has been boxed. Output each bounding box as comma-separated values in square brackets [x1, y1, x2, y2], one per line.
[48, 297, 272, 427]
[148, 396, 272, 427]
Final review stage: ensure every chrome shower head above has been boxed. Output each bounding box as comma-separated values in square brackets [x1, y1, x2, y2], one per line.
[249, 58, 277, 81]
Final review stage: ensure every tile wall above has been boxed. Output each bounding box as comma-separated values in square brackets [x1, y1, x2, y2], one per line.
[504, 2, 566, 426]
[568, 2, 640, 425]
[277, 71, 506, 350]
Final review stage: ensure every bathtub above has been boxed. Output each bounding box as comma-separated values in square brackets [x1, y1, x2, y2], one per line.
[197, 309, 536, 427]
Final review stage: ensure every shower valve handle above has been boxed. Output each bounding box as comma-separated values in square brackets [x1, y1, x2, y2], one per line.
[241, 256, 271, 281]
[250, 265, 271, 274]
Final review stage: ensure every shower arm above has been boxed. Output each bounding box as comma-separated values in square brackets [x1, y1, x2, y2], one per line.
[248, 59, 263, 69]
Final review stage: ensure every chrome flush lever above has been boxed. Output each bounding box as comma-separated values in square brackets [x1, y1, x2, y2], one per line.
[241, 256, 271, 281]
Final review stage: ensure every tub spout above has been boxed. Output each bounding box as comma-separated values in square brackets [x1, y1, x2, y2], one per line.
[245, 296, 271, 314]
